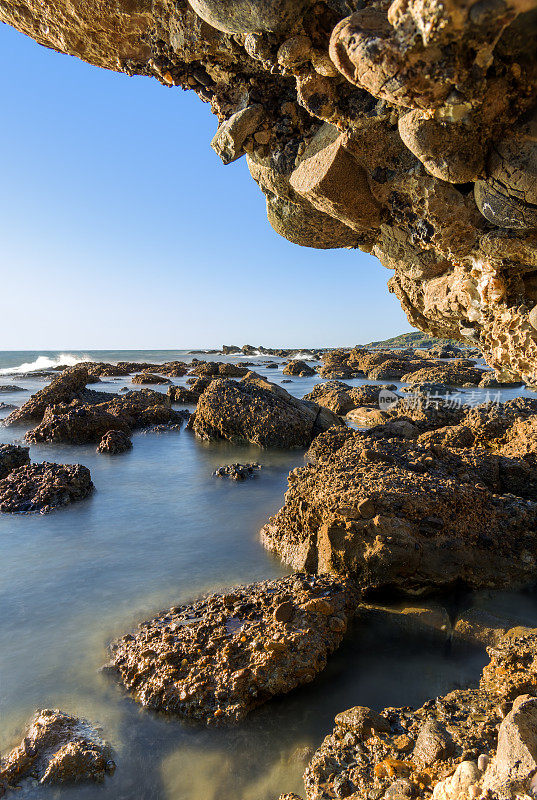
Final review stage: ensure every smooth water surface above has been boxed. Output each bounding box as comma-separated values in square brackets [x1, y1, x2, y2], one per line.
[1, 351, 536, 800]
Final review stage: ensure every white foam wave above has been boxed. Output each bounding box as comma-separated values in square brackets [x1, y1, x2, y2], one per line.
[0, 353, 91, 375]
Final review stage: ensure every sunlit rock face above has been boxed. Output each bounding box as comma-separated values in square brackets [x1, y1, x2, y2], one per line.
[1, 0, 537, 380]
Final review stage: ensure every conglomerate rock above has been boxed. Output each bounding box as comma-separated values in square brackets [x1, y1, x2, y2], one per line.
[0, 709, 115, 790]
[299, 628, 537, 800]
[106, 573, 356, 724]
[0, 462, 94, 513]
[189, 372, 344, 447]
[260, 400, 537, 591]
[0, 0, 536, 380]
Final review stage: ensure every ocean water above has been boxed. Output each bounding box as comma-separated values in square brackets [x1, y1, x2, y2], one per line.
[1, 351, 537, 800]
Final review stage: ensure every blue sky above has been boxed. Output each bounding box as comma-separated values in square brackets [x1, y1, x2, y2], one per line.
[0, 23, 411, 350]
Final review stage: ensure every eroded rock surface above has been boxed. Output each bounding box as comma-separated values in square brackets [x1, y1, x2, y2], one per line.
[261, 399, 537, 591]
[0, 444, 30, 480]
[0, 0, 536, 380]
[213, 462, 262, 480]
[0, 709, 114, 791]
[298, 629, 537, 800]
[106, 573, 355, 724]
[0, 462, 94, 513]
[190, 373, 343, 447]
[97, 430, 133, 454]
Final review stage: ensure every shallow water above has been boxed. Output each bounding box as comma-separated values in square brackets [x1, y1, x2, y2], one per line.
[1, 351, 537, 800]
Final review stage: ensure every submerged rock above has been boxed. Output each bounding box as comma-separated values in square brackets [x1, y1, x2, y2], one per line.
[261, 404, 537, 592]
[213, 462, 261, 480]
[106, 573, 355, 724]
[303, 628, 537, 800]
[0, 385, 24, 393]
[0, 444, 30, 480]
[0, 708, 115, 789]
[0, 462, 94, 513]
[97, 430, 133, 454]
[190, 373, 343, 448]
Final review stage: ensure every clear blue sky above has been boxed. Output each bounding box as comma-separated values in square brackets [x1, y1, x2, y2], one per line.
[0, 23, 411, 350]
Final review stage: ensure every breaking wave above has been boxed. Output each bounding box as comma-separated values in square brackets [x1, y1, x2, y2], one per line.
[0, 354, 91, 375]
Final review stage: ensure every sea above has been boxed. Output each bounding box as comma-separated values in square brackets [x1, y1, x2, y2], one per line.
[1, 350, 537, 800]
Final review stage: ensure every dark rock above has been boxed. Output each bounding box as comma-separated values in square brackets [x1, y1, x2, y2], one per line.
[97, 430, 133, 454]
[213, 462, 261, 480]
[0, 444, 30, 480]
[0, 462, 94, 513]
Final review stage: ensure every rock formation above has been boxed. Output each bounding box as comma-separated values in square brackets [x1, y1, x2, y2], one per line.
[189, 372, 343, 447]
[0, 462, 94, 513]
[213, 462, 262, 479]
[0, 0, 536, 380]
[0, 709, 115, 791]
[97, 429, 133, 454]
[0, 444, 30, 480]
[261, 398, 537, 591]
[105, 573, 355, 724]
[298, 628, 537, 800]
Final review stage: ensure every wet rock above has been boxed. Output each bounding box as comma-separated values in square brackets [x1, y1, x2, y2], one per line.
[303, 629, 537, 800]
[107, 573, 355, 724]
[190, 373, 344, 448]
[0, 462, 94, 513]
[168, 385, 201, 404]
[131, 372, 171, 385]
[0, 444, 30, 480]
[213, 462, 261, 480]
[0, 385, 24, 393]
[282, 360, 316, 377]
[97, 430, 133, 454]
[0, 709, 114, 788]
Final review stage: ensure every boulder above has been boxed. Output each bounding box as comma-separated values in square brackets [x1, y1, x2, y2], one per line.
[97, 430, 133, 454]
[282, 360, 316, 377]
[261, 412, 537, 592]
[0, 709, 114, 788]
[190, 374, 344, 448]
[401, 364, 484, 386]
[0, 444, 30, 480]
[106, 573, 355, 724]
[0, 462, 94, 513]
[0, 385, 24, 393]
[131, 372, 171, 384]
[213, 462, 261, 480]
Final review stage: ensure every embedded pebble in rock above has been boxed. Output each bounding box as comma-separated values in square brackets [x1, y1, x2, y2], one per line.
[302, 628, 537, 800]
[0, 462, 94, 514]
[97, 430, 133, 455]
[212, 462, 262, 480]
[106, 573, 356, 724]
[0, 2, 537, 381]
[261, 400, 537, 591]
[0, 444, 30, 480]
[0, 709, 115, 789]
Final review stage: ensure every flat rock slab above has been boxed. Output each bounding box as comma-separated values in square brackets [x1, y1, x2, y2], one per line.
[0, 462, 94, 513]
[0, 709, 114, 790]
[107, 573, 355, 724]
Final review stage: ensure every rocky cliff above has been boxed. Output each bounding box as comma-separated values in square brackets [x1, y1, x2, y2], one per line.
[1, 0, 537, 379]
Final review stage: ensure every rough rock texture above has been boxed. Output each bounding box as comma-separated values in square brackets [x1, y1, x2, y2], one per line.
[190, 373, 344, 448]
[4, 367, 96, 424]
[0, 462, 94, 513]
[282, 360, 316, 377]
[26, 390, 182, 445]
[1, 0, 537, 381]
[303, 381, 397, 415]
[0, 444, 30, 480]
[131, 372, 172, 385]
[168, 384, 201, 404]
[213, 462, 262, 480]
[0, 709, 114, 790]
[261, 401, 537, 591]
[97, 430, 133, 454]
[106, 573, 355, 724]
[301, 628, 537, 800]
[401, 364, 484, 386]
